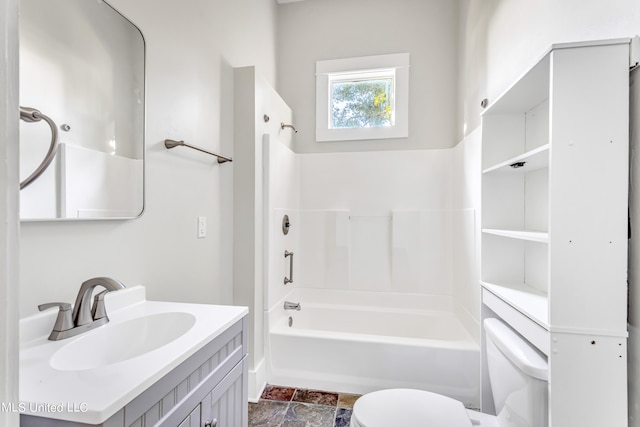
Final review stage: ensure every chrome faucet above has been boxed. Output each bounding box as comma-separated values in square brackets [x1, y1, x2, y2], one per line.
[284, 301, 301, 311]
[38, 277, 125, 341]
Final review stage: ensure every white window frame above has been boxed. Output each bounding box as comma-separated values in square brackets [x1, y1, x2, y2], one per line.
[316, 53, 409, 142]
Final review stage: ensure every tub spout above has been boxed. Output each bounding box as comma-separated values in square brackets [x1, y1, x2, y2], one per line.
[284, 301, 301, 311]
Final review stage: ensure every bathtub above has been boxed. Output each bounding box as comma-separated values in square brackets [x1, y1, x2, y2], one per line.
[266, 288, 480, 408]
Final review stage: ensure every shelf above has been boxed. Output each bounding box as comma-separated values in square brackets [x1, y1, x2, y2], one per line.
[481, 281, 549, 329]
[482, 228, 549, 243]
[482, 54, 550, 115]
[482, 144, 549, 175]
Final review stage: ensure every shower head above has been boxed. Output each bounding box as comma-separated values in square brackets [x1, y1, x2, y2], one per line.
[281, 122, 298, 133]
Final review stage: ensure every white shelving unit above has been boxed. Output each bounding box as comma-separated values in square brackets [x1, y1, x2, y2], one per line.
[480, 39, 631, 427]
[481, 229, 549, 243]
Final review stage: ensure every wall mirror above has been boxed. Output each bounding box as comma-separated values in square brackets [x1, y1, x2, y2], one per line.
[19, 0, 145, 220]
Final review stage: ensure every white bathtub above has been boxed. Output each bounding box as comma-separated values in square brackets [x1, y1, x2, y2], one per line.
[266, 289, 480, 407]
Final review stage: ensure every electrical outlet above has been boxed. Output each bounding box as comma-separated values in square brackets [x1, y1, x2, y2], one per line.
[197, 216, 206, 238]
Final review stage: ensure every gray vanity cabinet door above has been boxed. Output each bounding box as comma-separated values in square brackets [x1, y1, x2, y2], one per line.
[200, 357, 248, 427]
[178, 406, 201, 427]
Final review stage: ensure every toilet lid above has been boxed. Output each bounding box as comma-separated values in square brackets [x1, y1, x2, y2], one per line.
[351, 389, 472, 427]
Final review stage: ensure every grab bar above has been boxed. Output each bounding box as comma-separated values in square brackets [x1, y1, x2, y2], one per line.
[19, 106, 59, 190]
[284, 250, 294, 284]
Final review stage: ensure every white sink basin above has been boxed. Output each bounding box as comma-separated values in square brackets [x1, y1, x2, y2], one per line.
[50, 312, 196, 371]
[20, 286, 248, 424]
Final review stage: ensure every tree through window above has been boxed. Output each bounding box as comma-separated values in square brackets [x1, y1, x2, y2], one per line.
[330, 70, 395, 129]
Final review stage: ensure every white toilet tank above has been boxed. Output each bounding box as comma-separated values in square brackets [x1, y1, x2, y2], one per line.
[484, 318, 549, 427]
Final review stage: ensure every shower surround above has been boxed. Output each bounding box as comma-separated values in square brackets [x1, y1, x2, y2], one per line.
[262, 131, 482, 405]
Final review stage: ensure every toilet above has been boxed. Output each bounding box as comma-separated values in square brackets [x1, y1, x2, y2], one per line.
[350, 318, 548, 427]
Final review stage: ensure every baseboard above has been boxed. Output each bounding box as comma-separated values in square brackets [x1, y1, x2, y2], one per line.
[248, 357, 266, 403]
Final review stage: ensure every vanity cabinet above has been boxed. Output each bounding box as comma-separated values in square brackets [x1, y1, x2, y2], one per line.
[178, 357, 247, 427]
[21, 317, 248, 427]
[480, 39, 631, 426]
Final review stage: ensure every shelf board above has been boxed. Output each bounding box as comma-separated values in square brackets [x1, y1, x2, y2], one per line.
[482, 144, 549, 175]
[482, 228, 549, 243]
[481, 281, 549, 329]
[481, 53, 550, 115]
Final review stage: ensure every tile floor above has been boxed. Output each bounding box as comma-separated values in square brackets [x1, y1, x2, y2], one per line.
[249, 385, 361, 427]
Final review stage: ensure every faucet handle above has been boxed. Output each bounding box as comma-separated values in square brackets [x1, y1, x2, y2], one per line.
[91, 290, 109, 320]
[38, 302, 74, 332]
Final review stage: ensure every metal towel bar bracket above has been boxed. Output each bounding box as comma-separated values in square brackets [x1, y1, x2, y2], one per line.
[164, 139, 232, 164]
[19, 106, 60, 190]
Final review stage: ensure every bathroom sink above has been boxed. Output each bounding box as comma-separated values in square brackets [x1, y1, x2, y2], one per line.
[50, 312, 196, 371]
[20, 286, 249, 424]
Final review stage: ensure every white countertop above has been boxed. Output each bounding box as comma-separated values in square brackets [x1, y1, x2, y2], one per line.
[19, 286, 248, 424]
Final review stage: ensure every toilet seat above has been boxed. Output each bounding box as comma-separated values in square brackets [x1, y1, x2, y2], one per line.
[350, 389, 474, 427]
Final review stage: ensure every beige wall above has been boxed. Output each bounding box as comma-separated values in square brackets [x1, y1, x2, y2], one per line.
[459, 0, 640, 140]
[277, 0, 460, 153]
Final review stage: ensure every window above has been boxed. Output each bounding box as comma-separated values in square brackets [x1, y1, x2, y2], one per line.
[316, 53, 409, 142]
[330, 69, 395, 129]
